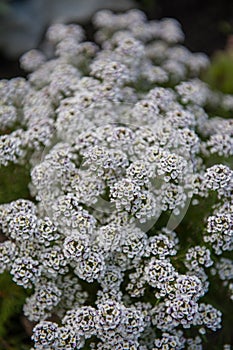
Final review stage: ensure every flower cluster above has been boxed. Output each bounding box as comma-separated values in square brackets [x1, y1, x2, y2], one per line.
[0, 8, 232, 350]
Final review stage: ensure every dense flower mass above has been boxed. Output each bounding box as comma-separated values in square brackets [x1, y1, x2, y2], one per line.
[0, 8, 232, 350]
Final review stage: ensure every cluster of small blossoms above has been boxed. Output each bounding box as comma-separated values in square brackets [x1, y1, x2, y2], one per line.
[202, 117, 233, 157]
[204, 212, 233, 254]
[211, 257, 233, 301]
[0, 8, 232, 349]
[184, 245, 213, 270]
[0, 77, 55, 166]
[23, 280, 62, 321]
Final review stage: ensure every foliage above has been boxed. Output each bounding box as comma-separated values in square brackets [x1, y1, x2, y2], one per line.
[203, 43, 233, 94]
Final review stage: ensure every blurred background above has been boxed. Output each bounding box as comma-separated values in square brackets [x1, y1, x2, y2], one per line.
[1, 0, 233, 84]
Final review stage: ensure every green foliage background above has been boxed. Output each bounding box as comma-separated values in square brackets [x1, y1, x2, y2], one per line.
[204, 50, 233, 94]
[0, 164, 32, 349]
